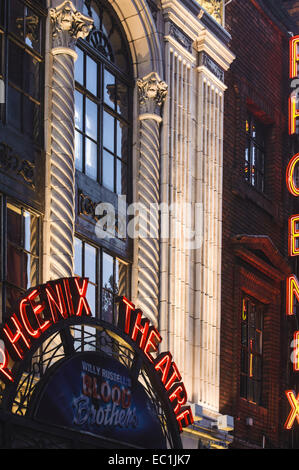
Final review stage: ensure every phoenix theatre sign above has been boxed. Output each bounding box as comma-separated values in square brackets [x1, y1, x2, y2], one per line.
[0, 277, 193, 438]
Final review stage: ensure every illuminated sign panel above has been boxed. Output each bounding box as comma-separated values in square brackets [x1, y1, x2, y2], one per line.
[285, 35, 299, 430]
[0, 279, 193, 438]
[117, 297, 194, 432]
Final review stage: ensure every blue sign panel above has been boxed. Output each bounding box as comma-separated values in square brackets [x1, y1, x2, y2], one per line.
[34, 351, 166, 449]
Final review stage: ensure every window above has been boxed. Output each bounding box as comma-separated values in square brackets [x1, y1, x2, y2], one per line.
[0, 0, 44, 144]
[0, 197, 40, 320]
[245, 114, 266, 192]
[74, 236, 130, 324]
[74, 0, 132, 194]
[240, 296, 264, 405]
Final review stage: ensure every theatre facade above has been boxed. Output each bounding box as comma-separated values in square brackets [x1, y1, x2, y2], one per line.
[0, 0, 237, 448]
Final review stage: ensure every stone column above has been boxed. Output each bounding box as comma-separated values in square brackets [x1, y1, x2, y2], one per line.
[44, 1, 93, 280]
[134, 72, 168, 324]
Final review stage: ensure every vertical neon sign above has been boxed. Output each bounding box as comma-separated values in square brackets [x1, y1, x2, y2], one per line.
[285, 36, 299, 430]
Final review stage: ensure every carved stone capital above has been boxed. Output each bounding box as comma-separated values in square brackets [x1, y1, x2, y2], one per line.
[137, 72, 168, 116]
[197, 0, 223, 24]
[50, 0, 93, 50]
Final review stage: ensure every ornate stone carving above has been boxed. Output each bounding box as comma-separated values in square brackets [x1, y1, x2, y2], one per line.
[197, 0, 223, 24]
[50, 0, 93, 49]
[0, 142, 35, 188]
[137, 72, 168, 115]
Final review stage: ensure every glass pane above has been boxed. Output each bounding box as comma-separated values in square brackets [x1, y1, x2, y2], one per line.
[86, 283, 96, 316]
[24, 7, 40, 52]
[8, 86, 22, 131]
[104, 69, 115, 108]
[23, 95, 39, 140]
[115, 260, 127, 296]
[75, 47, 84, 85]
[75, 90, 83, 131]
[84, 243, 96, 283]
[8, 41, 23, 89]
[103, 150, 114, 191]
[117, 120, 125, 158]
[7, 244, 26, 288]
[26, 254, 38, 288]
[85, 138, 97, 180]
[23, 52, 40, 100]
[86, 55, 97, 96]
[102, 252, 114, 291]
[85, 98, 98, 140]
[24, 211, 34, 252]
[9, 0, 24, 39]
[103, 111, 114, 152]
[74, 238, 82, 276]
[116, 82, 128, 119]
[116, 159, 126, 195]
[102, 289, 113, 323]
[7, 204, 22, 245]
[75, 131, 83, 171]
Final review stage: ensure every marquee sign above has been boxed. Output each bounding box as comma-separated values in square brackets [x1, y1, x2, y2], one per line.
[0, 277, 193, 446]
[285, 35, 299, 430]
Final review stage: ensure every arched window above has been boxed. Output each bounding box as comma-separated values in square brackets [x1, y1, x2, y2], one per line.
[74, 0, 132, 195]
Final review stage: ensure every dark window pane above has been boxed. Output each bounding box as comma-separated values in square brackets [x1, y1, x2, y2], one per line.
[7, 85, 21, 130]
[74, 237, 83, 276]
[7, 205, 22, 245]
[8, 41, 23, 89]
[23, 52, 40, 100]
[24, 7, 41, 52]
[84, 243, 96, 283]
[102, 288, 113, 323]
[9, 0, 25, 40]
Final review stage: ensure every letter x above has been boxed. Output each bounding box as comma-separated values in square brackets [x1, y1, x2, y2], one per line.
[285, 390, 299, 430]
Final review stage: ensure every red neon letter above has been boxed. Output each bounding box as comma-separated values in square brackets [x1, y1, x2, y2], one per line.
[143, 327, 162, 363]
[289, 215, 299, 256]
[286, 275, 299, 316]
[154, 352, 172, 385]
[0, 341, 13, 382]
[27, 289, 51, 333]
[168, 383, 187, 414]
[286, 153, 299, 196]
[293, 332, 299, 372]
[46, 283, 68, 323]
[3, 314, 31, 360]
[289, 96, 299, 135]
[19, 298, 40, 338]
[119, 297, 135, 335]
[176, 407, 194, 432]
[74, 278, 91, 317]
[165, 362, 182, 391]
[285, 390, 299, 430]
[290, 36, 299, 79]
[131, 312, 150, 350]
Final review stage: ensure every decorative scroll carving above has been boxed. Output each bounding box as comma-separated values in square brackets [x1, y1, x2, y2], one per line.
[0, 142, 35, 188]
[137, 72, 168, 115]
[197, 0, 223, 24]
[169, 22, 193, 54]
[50, 0, 93, 49]
[199, 51, 225, 82]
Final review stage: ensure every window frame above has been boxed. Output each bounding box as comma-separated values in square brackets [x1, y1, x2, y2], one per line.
[0, 194, 41, 321]
[245, 113, 266, 193]
[240, 294, 265, 406]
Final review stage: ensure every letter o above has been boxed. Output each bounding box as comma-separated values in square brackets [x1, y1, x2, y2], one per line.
[287, 153, 299, 196]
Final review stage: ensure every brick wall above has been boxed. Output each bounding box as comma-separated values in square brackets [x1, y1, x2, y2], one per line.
[221, 0, 293, 448]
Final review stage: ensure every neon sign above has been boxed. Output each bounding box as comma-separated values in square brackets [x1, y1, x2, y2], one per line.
[117, 297, 194, 432]
[0, 277, 91, 383]
[285, 35, 299, 430]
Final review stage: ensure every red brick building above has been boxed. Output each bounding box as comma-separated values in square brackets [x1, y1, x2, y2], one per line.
[221, 0, 298, 449]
